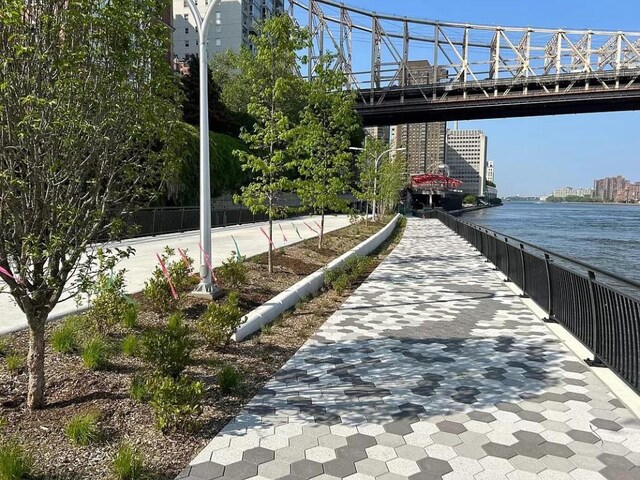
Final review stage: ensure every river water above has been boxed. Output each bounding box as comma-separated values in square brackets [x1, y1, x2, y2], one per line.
[462, 202, 640, 284]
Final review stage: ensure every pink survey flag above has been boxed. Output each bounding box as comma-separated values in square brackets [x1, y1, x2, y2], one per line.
[156, 253, 178, 300]
[304, 221, 318, 234]
[178, 248, 192, 271]
[198, 242, 219, 284]
[314, 220, 322, 230]
[260, 227, 276, 247]
[279, 224, 288, 243]
[0, 266, 15, 282]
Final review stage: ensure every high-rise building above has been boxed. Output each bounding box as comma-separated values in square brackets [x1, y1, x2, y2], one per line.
[445, 129, 488, 196]
[396, 61, 448, 177]
[172, 0, 285, 62]
[487, 161, 495, 183]
[365, 126, 391, 145]
[594, 176, 640, 202]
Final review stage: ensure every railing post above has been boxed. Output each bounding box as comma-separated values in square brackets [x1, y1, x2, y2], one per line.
[519, 243, 529, 298]
[180, 208, 185, 233]
[492, 233, 499, 270]
[504, 238, 511, 282]
[151, 209, 157, 236]
[543, 253, 557, 322]
[585, 270, 605, 367]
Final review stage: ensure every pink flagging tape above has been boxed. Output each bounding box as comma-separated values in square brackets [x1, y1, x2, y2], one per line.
[156, 254, 178, 300]
[260, 227, 276, 247]
[314, 221, 322, 230]
[279, 224, 288, 243]
[304, 221, 318, 234]
[0, 266, 15, 282]
[178, 248, 192, 271]
[198, 243, 219, 284]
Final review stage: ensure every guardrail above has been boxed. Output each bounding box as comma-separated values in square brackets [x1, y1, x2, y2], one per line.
[431, 209, 640, 394]
[121, 207, 270, 239]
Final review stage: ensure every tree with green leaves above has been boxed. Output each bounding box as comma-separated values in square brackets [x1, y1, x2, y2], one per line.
[292, 56, 361, 249]
[377, 151, 408, 218]
[353, 138, 388, 222]
[233, 15, 309, 273]
[0, 0, 181, 409]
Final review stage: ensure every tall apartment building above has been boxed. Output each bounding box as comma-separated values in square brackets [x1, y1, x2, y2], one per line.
[395, 61, 448, 177]
[594, 176, 640, 202]
[552, 187, 593, 198]
[487, 161, 495, 183]
[365, 126, 391, 145]
[445, 129, 488, 196]
[172, 0, 285, 61]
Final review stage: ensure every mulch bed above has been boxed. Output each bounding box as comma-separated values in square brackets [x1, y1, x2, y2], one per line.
[0, 218, 404, 480]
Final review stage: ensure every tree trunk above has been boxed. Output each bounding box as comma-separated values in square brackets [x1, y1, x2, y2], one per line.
[318, 210, 325, 250]
[268, 217, 273, 274]
[27, 316, 46, 409]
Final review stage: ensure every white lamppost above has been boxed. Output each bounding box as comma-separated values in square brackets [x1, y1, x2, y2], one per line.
[350, 146, 406, 221]
[185, 0, 222, 296]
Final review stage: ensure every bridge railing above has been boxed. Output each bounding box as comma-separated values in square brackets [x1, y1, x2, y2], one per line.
[431, 209, 640, 394]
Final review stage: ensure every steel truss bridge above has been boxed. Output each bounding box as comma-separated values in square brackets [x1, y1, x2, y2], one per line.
[289, 0, 640, 126]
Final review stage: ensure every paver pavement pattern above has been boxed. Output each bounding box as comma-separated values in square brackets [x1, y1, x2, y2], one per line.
[179, 218, 640, 480]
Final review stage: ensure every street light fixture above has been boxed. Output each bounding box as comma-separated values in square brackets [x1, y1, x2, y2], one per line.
[185, 0, 223, 297]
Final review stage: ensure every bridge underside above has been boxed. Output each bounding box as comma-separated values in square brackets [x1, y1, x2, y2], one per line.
[356, 79, 640, 126]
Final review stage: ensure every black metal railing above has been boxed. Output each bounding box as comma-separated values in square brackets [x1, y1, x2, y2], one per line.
[432, 209, 640, 394]
[121, 207, 270, 239]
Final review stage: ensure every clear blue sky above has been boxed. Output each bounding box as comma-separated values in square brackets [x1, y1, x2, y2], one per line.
[324, 0, 640, 196]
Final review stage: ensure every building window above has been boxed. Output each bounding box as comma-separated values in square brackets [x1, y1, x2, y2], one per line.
[185, 27, 189, 34]
[215, 11, 221, 25]
[216, 26, 222, 33]
[185, 40, 190, 47]
[215, 38, 221, 47]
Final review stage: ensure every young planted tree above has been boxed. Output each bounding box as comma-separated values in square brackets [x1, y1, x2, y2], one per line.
[233, 15, 308, 273]
[0, 0, 180, 408]
[377, 152, 408, 218]
[292, 56, 361, 249]
[353, 137, 388, 222]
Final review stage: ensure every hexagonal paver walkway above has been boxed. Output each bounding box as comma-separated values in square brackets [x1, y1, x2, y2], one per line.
[178, 218, 640, 480]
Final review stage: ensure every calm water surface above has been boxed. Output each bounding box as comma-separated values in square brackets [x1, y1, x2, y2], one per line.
[462, 202, 640, 284]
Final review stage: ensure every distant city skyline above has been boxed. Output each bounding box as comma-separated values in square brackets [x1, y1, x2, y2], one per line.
[339, 0, 640, 197]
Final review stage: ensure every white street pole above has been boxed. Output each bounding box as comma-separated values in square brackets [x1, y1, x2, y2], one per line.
[185, 0, 222, 296]
[372, 147, 406, 221]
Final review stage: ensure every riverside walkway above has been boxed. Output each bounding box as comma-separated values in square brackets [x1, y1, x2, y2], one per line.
[0, 215, 350, 335]
[180, 218, 640, 480]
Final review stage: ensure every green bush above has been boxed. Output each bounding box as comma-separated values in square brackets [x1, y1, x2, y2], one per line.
[0, 439, 33, 480]
[112, 442, 144, 480]
[141, 313, 193, 379]
[64, 411, 101, 446]
[122, 303, 139, 329]
[130, 375, 150, 402]
[147, 375, 204, 432]
[217, 365, 241, 394]
[51, 314, 93, 354]
[324, 255, 374, 294]
[0, 417, 7, 430]
[122, 334, 139, 357]
[4, 353, 24, 375]
[0, 338, 8, 357]
[81, 336, 110, 370]
[197, 292, 243, 347]
[88, 270, 130, 333]
[218, 254, 247, 289]
[142, 248, 194, 314]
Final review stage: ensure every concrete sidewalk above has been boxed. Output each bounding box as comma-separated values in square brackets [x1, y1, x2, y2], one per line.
[0, 215, 351, 335]
[178, 218, 640, 480]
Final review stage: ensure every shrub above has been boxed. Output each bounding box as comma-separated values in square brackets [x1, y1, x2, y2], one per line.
[81, 336, 110, 370]
[218, 254, 247, 289]
[88, 270, 130, 333]
[217, 365, 241, 394]
[0, 439, 33, 480]
[197, 292, 243, 347]
[147, 375, 204, 432]
[0, 338, 8, 357]
[4, 353, 24, 375]
[122, 303, 139, 329]
[141, 313, 193, 378]
[324, 255, 374, 294]
[64, 411, 101, 446]
[0, 417, 6, 430]
[130, 375, 150, 402]
[142, 248, 193, 313]
[112, 442, 144, 480]
[122, 334, 139, 357]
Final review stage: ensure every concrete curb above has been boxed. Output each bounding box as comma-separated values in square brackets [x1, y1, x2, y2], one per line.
[232, 214, 402, 342]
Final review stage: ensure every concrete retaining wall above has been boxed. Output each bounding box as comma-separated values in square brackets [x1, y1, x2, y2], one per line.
[232, 214, 402, 342]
